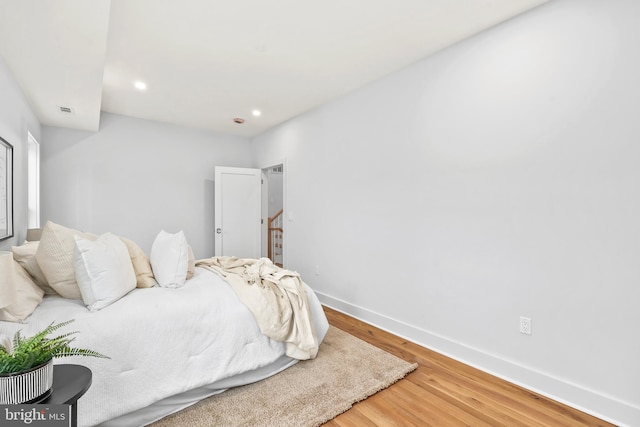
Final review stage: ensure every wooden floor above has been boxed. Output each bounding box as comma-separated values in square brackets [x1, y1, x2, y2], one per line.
[323, 306, 615, 427]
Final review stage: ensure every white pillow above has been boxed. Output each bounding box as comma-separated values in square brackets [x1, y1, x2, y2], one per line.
[73, 233, 137, 311]
[150, 230, 189, 288]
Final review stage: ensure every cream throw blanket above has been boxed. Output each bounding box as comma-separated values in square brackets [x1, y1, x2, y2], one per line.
[196, 256, 319, 360]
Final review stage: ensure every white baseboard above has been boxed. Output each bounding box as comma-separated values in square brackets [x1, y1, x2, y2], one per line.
[316, 291, 639, 427]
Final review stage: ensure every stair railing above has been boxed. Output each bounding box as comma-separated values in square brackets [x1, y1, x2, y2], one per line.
[268, 209, 284, 267]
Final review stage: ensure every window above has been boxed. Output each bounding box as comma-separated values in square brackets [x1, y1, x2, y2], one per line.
[27, 132, 40, 228]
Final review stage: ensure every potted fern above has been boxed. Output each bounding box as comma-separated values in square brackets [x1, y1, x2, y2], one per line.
[0, 319, 108, 404]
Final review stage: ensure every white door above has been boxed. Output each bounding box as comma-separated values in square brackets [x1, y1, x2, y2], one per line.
[214, 167, 262, 258]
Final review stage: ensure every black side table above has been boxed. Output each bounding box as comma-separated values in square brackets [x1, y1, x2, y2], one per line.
[41, 364, 92, 427]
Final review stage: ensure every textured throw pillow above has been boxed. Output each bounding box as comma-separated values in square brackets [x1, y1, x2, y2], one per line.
[150, 230, 189, 288]
[120, 237, 158, 288]
[0, 260, 45, 323]
[73, 233, 137, 311]
[35, 221, 97, 299]
[11, 241, 58, 295]
[0, 252, 14, 310]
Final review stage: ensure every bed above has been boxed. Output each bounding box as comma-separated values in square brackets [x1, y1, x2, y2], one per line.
[0, 222, 329, 427]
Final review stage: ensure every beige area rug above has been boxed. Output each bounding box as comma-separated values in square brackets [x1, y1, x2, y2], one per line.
[151, 326, 418, 427]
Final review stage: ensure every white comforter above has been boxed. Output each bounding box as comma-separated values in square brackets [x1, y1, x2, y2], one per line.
[0, 267, 329, 427]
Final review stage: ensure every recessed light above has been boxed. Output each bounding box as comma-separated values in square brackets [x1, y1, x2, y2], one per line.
[252, 110, 261, 117]
[134, 81, 147, 90]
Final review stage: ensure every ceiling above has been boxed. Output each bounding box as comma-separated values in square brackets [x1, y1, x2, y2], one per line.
[0, 0, 548, 137]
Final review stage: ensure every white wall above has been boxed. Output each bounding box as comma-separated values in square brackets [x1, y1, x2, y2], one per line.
[0, 58, 41, 251]
[251, 0, 640, 425]
[41, 112, 251, 257]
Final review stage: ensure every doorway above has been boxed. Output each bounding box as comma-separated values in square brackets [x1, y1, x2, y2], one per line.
[261, 163, 284, 267]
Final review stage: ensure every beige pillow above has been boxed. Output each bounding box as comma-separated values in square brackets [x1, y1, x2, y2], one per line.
[186, 245, 195, 280]
[35, 221, 96, 299]
[120, 237, 158, 288]
[0, 260, 45, 323]
[11, 241, 58, 295]
[0, 252, 13, 309]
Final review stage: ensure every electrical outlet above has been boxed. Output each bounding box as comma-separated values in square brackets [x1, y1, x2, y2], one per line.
[520, 317, 532, 335]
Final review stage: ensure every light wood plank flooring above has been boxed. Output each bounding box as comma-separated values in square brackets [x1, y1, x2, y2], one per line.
[323, 306, 614, 427]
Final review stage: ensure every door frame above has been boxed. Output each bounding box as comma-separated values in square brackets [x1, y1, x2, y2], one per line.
[260, 158, 287, 268]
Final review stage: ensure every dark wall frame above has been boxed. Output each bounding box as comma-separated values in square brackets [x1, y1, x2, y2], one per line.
[0, 136, 13, 241]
